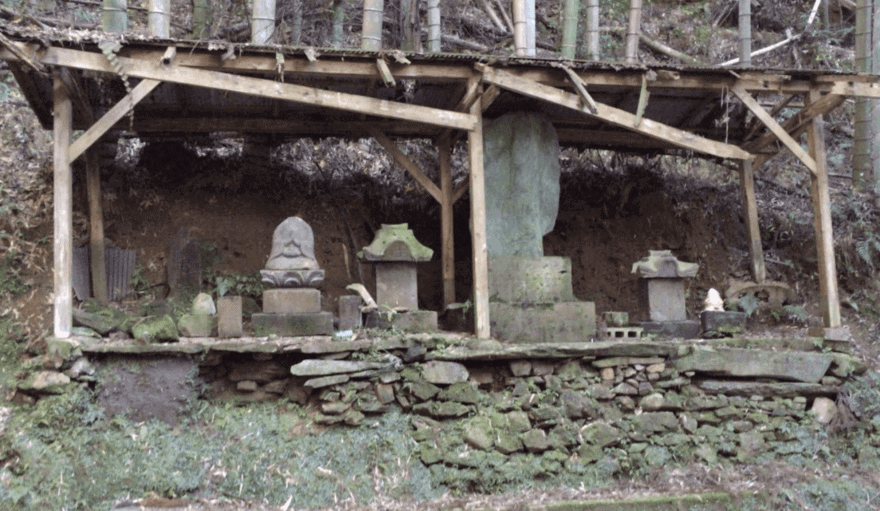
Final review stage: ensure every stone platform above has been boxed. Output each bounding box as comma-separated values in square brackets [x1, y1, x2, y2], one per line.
[251, 312, 333, 336]
[364, 310, 438, 332]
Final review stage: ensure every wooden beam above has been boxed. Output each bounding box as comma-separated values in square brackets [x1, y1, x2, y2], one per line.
[480, 66, 752, 160]
[59, 68, 95, 126]
[85, 150, 108, 303]
[745, 94, 794, 139]
[39, 46, 477, 132]
[69, 79, 161, 164]
[53, 70, 73, 339]
[744, 92, 844, 154]
[370, 130, 443, 203]
[480, 84, 501, 112]
[559, 65, 598, 114]
[0, 32, 46, 73]
[738, 159, 766, 283]
[468, 96, 490, 339]
[439, 133, 455, 308]
[8, 62, 53, 128]
[731, 85, 817, 174]
[805, 89, 841, 328]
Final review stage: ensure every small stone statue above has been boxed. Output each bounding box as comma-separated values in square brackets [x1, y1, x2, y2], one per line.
[703, 288, 724, 312]
[261, 217, 324, 288]
[265, 217, 319, 270]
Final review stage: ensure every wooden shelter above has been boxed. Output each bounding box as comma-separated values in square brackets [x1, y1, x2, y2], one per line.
[2, 26, 879, 339]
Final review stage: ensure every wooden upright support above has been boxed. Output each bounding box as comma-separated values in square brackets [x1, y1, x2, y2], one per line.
[738, 159, 766, 283]
[468, 97, 490, 338]
[52, 71, 73, 338]
[439, 132, 455, 308]
[805, 89, 841, 328]
[86, 149, 108, 302]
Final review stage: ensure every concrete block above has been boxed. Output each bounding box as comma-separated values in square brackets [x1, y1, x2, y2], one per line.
[218, 295, 243, 338]
[338, 295, 362, 330]
[489, 301, 596, 344]
[605, 327, 642, 340]
[488, 256, 575, 303]
[263, 288, 321, 314]
[252, 312, 333, 336]
[375, 262, 418, 310]
[364, 310, 437, 332]
[640, 320, 701, 340]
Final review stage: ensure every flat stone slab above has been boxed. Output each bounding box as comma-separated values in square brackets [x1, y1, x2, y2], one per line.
[290, 359, 398, 377]
[490, 301, 596, 344]
[641, 320, 701, 339]
[364, 310, 438, 332]
[697, 380, 839, 397]
[432, 341, 678, 361]
[674, 346, 833, 383]
[700, 311, 747, 332]
[252, 312, 333, 336]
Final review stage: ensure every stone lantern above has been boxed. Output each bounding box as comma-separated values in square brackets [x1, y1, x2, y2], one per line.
[359, 223, 437, 332]
[632, 250, 700, 339]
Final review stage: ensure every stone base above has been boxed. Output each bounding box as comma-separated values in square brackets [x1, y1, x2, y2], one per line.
[490, 301, 596, 344]
[488, 257, 576, 303]
[260, 269, 324, 288]
[263, 288, 321, 314]
[640, 320, 701, 340]
[700, 311, 747, 335]
[251, 312, 333, 336]
[364, 310, 438, 333]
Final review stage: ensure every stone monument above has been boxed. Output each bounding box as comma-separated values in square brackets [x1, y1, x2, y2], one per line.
[632, 250, 701, 339]
[251, 217, 333, 336]
[359, 223, 437, 332]
[483, 112, 596, 343]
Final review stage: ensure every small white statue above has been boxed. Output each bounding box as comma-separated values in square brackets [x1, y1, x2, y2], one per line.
[703, 288, 725, 312]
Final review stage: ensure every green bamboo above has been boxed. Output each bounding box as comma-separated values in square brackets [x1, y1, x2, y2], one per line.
[192, 0, 212, 39]
[331, 0, 344, 47]
[362, 0, 384, 51]
[560, 0, 579, 58]
[102, 0, 128, 33]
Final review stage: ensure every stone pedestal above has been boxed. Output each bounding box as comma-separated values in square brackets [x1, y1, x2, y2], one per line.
[700, 310, 747, 335]
[252, 312, 333, 336]
[364, 310, 438, 332]
[641, 279, 686, 322]
[632, 251, 699, 340]
[263, 289, 321, 314]
[488, 256, 596, 343]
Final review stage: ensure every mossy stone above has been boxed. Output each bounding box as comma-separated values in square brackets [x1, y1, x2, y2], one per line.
[577, 443, 603, 463]
[463, 417, 494, 450]
[407, 380, 440, 401]
[438, 382, 484, 404]
[496, 432, 524, 454]
[505, 410, 532, 433]
[581, 421, 623, 448]
[132, 315, 179, 343]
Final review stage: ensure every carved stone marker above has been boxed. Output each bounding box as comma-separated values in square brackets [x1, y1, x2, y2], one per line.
[359, 224, 437, 332]
[252, 217, 333, 336]
[632, 250, 700, 339]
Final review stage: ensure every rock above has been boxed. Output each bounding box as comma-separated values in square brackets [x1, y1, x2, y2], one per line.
[72, 305, 131, 335]
[646, 363, 666, 374]
[737, 431, 765, 461]
[192, 293, 216, 315]
[496, 432, 524, 454]
[408, 381, 441, 401]
[616, 396, 636, 410]
[438, 382, 484, 404]
[237, 380, 258, 391]
[577, 443, 603, 464]
[463, 417, 494, 450]
[344, 409, 365, 426]
[321, 401, 350, 415]
[65, 357, 96, 379]
[262, 380, 287, 394]
[632, 412, 680, 433]
[304, 374, 350, 389]
[532, 360, 554, 376]
[580, 421, 623, 448]
[229, 361, 289, 383]
[375, 383, 395, 404]
[561, 390, 594, 420]
[132, 315, 179, 343]
[673, 346, 832, 383]
[177, 314, 218, 337]
[290, 359, 396, 377]
[612, 382, 638, 396]
[422, 361, 468, 384]
[22, 371, 71, 393]
[505, 411, 532, 433]
[521, 428, 552, 453]
[640, 393, 665, 411]
[600, 367, 615, 381]
[811, 397, 836, 424]
[592, 356, 665, 368]
[509, 361, 532, 377]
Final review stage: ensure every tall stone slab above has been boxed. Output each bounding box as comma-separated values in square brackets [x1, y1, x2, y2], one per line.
[483, 112, 561, 257]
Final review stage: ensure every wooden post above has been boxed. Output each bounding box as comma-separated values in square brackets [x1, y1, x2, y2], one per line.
[53, 71, 73, 338]
[439, 133, 456, 309]
[738, 159, 765, 283]
[806, 89, 841, 328]
[513, 0, 527, 56]
[468, 98, 490, 338]
[86, 149, 108, 303]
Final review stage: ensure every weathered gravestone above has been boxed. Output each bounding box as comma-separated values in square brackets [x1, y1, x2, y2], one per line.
[483, 112, 595, 343]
